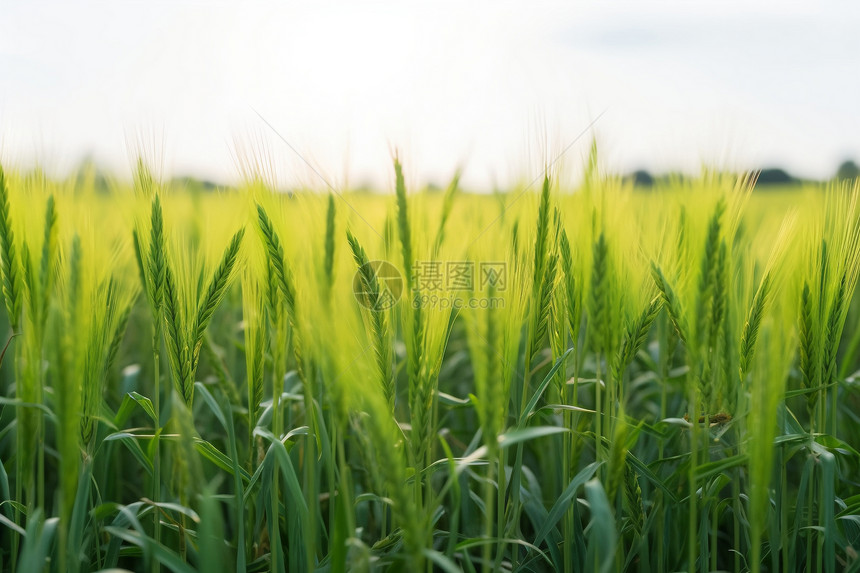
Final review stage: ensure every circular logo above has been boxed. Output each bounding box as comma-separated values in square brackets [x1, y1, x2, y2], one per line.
[352, 260, 403, 311]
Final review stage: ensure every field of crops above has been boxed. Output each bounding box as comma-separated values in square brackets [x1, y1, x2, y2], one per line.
[0, 154, 859, 573]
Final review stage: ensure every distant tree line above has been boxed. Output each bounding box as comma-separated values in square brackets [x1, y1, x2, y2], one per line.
[627, 160, 860, 189]
[11, 157, 860, 194]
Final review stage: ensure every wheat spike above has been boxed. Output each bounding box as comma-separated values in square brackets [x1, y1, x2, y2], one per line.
[192, 227, 245, 371]
[37, 196, 57, 330]
[347, 229, 394, 409]
[432, 168, 460, 255]
[798, 281, 818, 415]
[650, 262, 688, 345]
[0, 165, 22, 331]
[324, 194, 336, 291]
[162, 260, 193, 404]
[255, 203, 297, 313]
[696, 199, 725, 340]
[739, 272, 771, 380]
[589, 232, 610, 353]
[822, 271, 847, 388]
[394, 157, 413, 290]
[614, 296, 663, 381]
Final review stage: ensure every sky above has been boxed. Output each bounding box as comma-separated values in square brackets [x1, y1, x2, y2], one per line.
[1, 0, 858, 190]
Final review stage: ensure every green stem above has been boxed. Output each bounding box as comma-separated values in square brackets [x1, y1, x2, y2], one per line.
[657, 317, 669, 573]
[595, 352, 604, 465]
[151, 326, 162, 573]
[733, 462, 742, 573]
[805, 460, 813, 572]
[493, 449, 508, 571]
[36, 390, 44, 512]
[271, 328, 285, 572]
[328, 412, 337, 559]
[688, 385, 699, 573]
[505, 340, 536, 567]
[710, 499, 718, 572]
[562, 398, 573, 573]
[482, 446, 497, 573]
[781, 456, 789, 572]
[303, 380, 317, 572]
[12, 406, 21, 573]
[11, 346, 23, 573]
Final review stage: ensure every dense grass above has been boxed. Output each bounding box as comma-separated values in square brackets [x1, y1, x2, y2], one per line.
[0, 158, 859, 572]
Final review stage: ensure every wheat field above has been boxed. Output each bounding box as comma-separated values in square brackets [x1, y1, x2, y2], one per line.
[0, 153, 859, 573]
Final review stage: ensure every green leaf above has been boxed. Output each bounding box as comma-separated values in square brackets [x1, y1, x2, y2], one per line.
[129, 391, 157, 424]
[584, 479, 617, 573]
[422, 549, 461, 573]
[103, 432, 153, 475]
[103, 526, 196, 573]
[454, 537, 552, 566]
[193, 438, 252, 484]
[534, 461, 602, 547]
[197, 488, 227, 573]
[626, 452, 678, 504]
[194, 382, 246, 573]
[694, 454, 748, 482]
[18, 510, 58, 573]
[519, 348, 573, 426]
[67, 462, 94, 573]
[497, 426, 569, 448]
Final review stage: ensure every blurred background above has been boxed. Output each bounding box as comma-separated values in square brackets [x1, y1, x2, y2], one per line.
[1, 0, 858, 190]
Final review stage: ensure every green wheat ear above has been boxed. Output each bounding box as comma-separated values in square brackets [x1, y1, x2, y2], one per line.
[798, 281, 818, 415]
[532, 176, 552, 283]
[650, 262, 688, 345]
[614, 296, 663, 382]
[0, 164, 22, 332]
[162, 259, 193, 403]
[589, 231, 610, 353]
[324, 194, 336, 291]
[255, 202, 296, 312]
[530, 176, 555, 351]
[347, 229, 380, 308]
[709, 239, 728, 348]
[560, 230, 582, 345]
[739, 272, 771, 380]
[37, 196, 57, 331]
[822, 271, 848, 388]
[393, 156, 413, 290]
[194, 228, 245, 354]
[432, 168, 460, 255]
[696, 199, 726, 334]
[346, 228, 394, 409]
[148, 194, 166, 313]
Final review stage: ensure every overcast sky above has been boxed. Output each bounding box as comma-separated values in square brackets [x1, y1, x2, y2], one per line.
[1, 1, 858, 189]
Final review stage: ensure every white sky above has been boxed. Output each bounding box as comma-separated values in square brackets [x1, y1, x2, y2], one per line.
[1, 0, 858, 189]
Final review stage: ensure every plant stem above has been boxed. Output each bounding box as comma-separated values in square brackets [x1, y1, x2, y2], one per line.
[151, 325, 161, 573]
[688, 384, 699, 573]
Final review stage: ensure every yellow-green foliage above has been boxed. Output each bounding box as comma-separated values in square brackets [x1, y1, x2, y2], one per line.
[0, 158, 859, 573]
